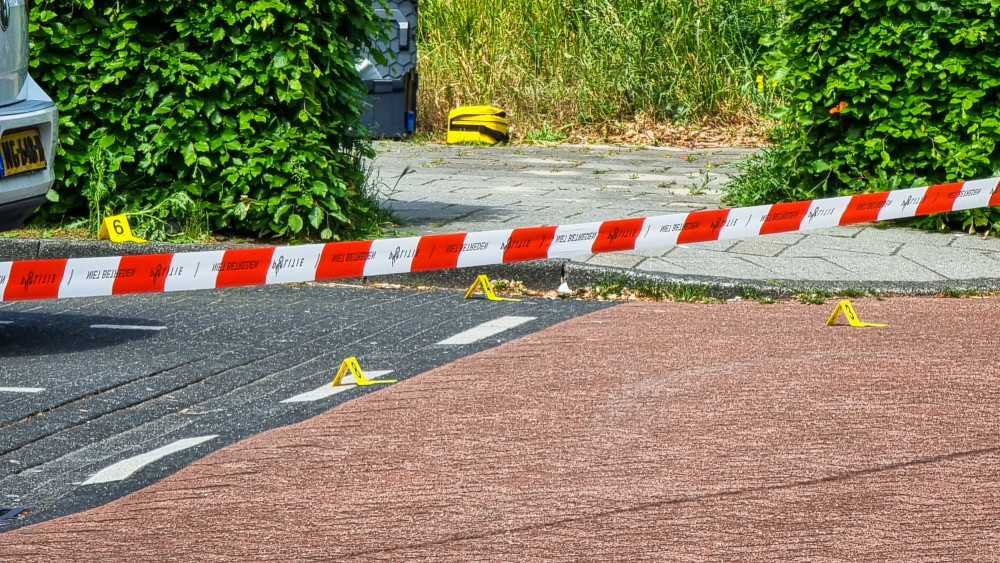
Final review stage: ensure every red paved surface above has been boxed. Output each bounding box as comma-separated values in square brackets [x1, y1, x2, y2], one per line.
[3, 298, 1000, 561]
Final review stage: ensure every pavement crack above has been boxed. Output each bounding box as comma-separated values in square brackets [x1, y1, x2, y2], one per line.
[341, 444, 1000, 558]
[0, 356, 210, 440]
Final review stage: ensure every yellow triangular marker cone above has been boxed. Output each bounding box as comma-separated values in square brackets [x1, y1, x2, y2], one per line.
[331, 357, 396, 387]
[825, 300, 885, 327]
[464, 274, 520, 302]
[98, 214, 146, 243]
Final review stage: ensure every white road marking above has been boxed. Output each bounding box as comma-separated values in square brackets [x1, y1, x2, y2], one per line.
[90, 324, 167, 331]
[437, 316, 537, 346]
[81, 435, 218, 485]
[0, 321, 12, 325]
[281, 371, 394, 403]
[0, 387, 44, 394]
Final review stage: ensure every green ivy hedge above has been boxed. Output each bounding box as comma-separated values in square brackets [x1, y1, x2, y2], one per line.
[30, 0, 382, 240]
[725, 0, 1000, 233]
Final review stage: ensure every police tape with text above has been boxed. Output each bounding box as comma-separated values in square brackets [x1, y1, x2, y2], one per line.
[1, 177, 998, 302]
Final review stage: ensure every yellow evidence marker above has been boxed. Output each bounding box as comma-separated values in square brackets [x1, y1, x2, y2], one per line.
[464, 274, 520, 302]
[331, 357, 396, 387]
[825, 300, 885, 327]
[98, 214, 146, 243]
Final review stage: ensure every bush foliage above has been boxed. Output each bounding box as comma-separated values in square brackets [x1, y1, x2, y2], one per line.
[30, 0, 382, 240]
[725, 0, 1000, 233]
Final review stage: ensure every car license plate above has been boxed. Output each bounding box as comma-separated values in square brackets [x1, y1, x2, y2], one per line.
[0, 129, 46, 178]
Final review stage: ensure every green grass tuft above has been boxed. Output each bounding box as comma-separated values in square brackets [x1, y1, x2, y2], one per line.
[794, 288, 832, 305]
[593, 274, 711, 302]
[418, 0, 784, 135]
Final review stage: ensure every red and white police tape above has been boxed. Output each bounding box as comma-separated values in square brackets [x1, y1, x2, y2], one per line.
[2, 177, 999, 302]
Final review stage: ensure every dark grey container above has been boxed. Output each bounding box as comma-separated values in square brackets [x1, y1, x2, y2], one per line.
[360, 0, 418, 138]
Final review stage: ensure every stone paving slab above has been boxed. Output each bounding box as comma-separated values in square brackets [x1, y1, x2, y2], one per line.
[373, 141, 1000, 290]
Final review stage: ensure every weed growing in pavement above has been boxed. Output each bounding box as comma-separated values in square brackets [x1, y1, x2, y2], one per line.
[794, 288, 833, 305]
[592, 274, 712, 303]
[737, 285, 778, 304]
[686, 162, 713, 196]
[687, 183, 707, 196]
[592, 169, 610, 175]
[833, 288, 887, 300]
[939, 288, 986, 298]
[835, 288, 865, 298]
[422, 158, 446, 168]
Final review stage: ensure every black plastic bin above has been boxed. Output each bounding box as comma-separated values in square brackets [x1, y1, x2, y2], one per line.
[360, 0, 418, 138]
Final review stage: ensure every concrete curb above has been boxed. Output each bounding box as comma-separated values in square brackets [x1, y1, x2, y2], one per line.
[355, 260, 1000, 298]
[563, 262, 1000, 298]
[0, 238, 245, 261]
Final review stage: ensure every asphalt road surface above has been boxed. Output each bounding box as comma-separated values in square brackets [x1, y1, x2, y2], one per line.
[0, 283, 612, 529]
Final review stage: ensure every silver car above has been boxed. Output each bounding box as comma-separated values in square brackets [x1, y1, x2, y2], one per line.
[0, 0, 57, 231]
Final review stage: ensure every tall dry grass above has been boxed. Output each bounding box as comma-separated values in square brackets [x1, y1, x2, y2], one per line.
[416, 0, 784, 137]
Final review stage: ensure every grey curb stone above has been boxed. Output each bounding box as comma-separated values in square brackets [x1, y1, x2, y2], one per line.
[0, 239, 247, 261]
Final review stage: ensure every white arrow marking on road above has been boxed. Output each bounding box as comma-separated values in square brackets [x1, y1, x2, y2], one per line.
[0, 387, 44, 393]
[90, 324, 167, 331]
[82, 435, 218, 485]
[437, 316, 536, 346]
[281, 371, 394, 403]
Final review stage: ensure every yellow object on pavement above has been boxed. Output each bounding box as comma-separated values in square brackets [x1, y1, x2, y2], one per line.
[331, 357, 396, 387]
[98, 214, 146, 243]
[464, 274, 520, 301]
[447, 106, 509, 145]
[825, 300, 885, 327]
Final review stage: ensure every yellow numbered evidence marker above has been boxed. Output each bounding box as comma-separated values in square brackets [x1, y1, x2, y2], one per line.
[464, 274, 520, 302]
[331, 357, 396, 387]
[825, 300, 885, 327]
[98, 214, 146, 243]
